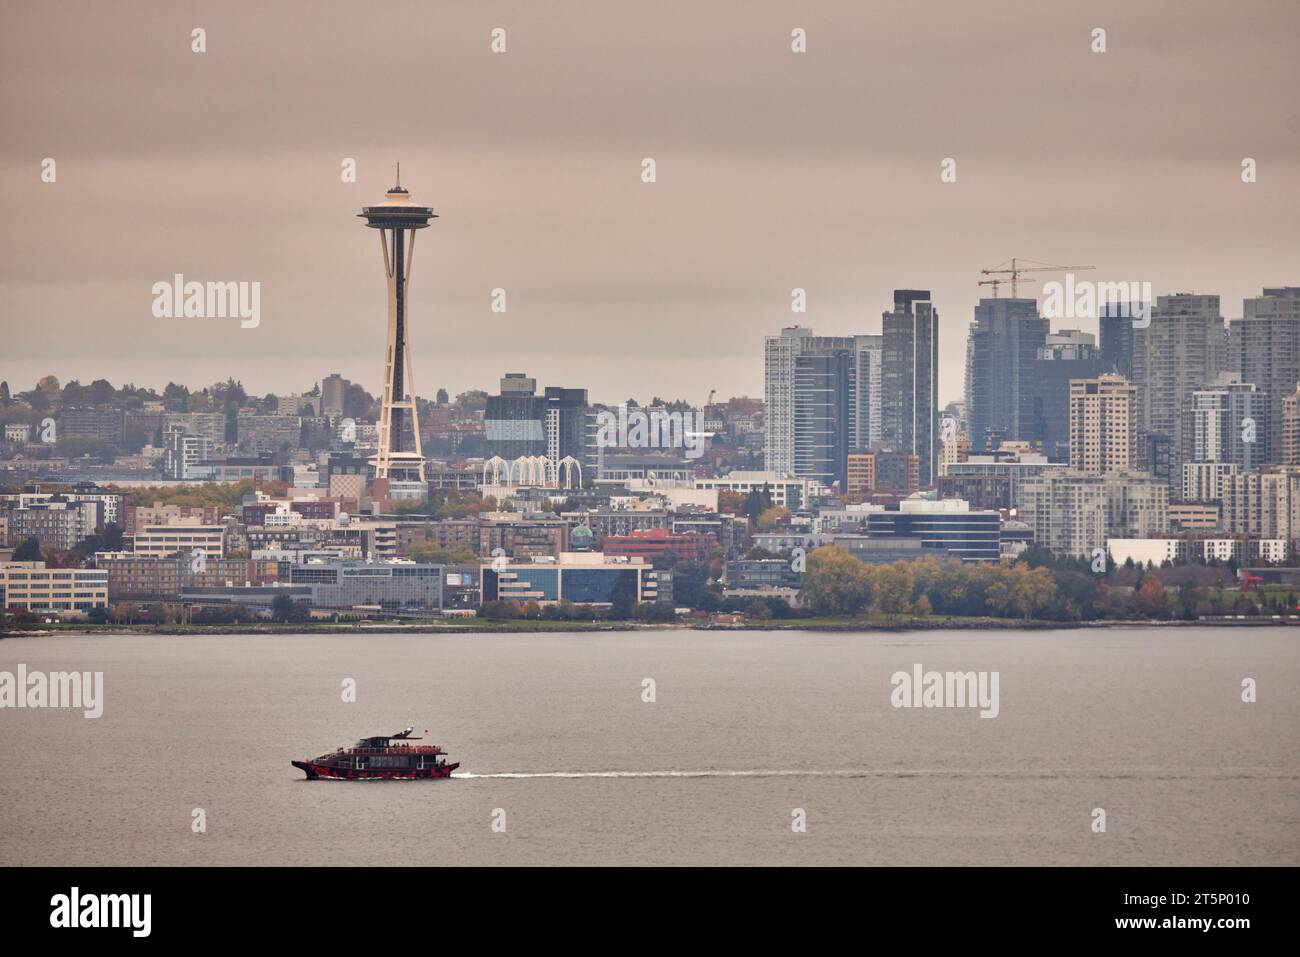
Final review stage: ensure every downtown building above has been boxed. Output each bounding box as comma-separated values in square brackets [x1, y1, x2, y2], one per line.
[1177, 372, 1268, 501]
[1282, 387, 1300, 467]
[1131, 293, 1228, 480]
[1018, 469, 1168, 559]
[963, 297, 1047, 453]
[0, 484, 123, 528]
[880, 290, 939, 486]
[1229, 287, 1300, 465]
[764, 327, 881, 489]
[1068, 373, 1136, 476]
[1025, 330, 1105, 463]
[764, 291, 935, 491]
[1099, 301, 1138, 380]
[856, 498, 1002, 562]
[481, 552, 664, 607]
[1220, 466, 1300, 545]
[937, 449, 1062, 511]
[484, 373, 592, 467]
[4, 499, 101, 550]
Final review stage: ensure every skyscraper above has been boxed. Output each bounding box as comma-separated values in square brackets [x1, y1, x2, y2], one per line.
[1099, 301, 1137, 379]
[359, 169, 436, 483]
[853, 334, 883, 453]
[1068, 373, 1136, 475]
[964, 298, 1046, 453]
[792, 350, 853, 489]
[881, 290, 939, 486]
[1131, 293, 1227, 477]
[1230, 287, 1300, 464]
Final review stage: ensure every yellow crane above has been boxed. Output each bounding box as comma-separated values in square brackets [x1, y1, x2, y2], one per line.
[980, 258, 1095, 298]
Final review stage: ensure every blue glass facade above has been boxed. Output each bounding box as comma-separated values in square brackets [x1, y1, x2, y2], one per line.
[483, 562, 658, 605]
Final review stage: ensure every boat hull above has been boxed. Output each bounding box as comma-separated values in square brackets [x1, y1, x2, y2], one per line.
[292, 760, 459, 780]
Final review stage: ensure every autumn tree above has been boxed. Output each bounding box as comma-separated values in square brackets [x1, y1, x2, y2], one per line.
[801, 546, 870, 616]
[872, 562, 915, 618]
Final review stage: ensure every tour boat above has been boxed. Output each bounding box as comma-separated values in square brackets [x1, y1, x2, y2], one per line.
[292, 727, 459, 780]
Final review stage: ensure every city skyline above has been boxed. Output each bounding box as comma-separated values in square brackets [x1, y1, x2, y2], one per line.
[3, 1, 1298, 406]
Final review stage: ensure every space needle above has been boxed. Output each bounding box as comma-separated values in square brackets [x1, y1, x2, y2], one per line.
[359, 165, 436, 484]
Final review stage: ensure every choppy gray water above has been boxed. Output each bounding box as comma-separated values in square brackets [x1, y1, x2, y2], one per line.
[1, 627, 1296, 865]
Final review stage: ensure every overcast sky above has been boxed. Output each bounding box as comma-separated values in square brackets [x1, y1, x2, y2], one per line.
[2, 0, 1297, 407]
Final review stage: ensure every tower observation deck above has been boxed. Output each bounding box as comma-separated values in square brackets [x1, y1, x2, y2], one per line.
[359, 166, 437, 482]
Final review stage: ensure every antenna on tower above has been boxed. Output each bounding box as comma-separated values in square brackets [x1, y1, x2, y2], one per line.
[396, 162, 401, 188]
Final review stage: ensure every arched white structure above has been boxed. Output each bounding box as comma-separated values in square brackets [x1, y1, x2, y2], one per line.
[480, 454, 582, 492]
[557, 455, 583, 489]
[482, 455, 510, 486]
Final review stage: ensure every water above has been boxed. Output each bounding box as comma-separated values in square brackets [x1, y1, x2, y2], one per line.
[1, 627, 1296, 866]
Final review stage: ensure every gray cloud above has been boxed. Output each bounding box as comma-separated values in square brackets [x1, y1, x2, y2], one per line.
[1, 0, 1297, 405]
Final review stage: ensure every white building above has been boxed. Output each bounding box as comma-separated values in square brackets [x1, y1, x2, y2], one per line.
[693, 471, 817, 510]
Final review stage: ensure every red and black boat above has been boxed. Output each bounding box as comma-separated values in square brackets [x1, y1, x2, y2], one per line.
[292, 727, 459, 780]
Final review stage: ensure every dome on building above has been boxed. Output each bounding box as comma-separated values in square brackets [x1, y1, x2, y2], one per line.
[569, 524, 594, 549]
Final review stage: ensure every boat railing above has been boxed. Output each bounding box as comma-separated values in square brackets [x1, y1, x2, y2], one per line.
[329, 745, 446, 756]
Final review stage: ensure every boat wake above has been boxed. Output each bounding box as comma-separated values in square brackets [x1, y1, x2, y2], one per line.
[451, 767, 1296, 781]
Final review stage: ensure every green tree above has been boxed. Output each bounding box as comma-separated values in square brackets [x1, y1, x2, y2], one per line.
[270, 594, 296, 623]
[12, 537, 43, 562]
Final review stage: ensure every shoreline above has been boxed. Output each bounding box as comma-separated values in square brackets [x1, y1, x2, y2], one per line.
[4, 616, 1297, 638]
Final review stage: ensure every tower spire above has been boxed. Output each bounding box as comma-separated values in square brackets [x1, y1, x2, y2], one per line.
[358, 173, 437, 484]
[396, 161, 401, 189]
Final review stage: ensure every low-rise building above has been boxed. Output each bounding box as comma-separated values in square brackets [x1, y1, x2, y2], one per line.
[858, 497, 1001, 561]
[0, 562, 108, 613]
[131, 524, 225, 559]
[481, 552, 663, 606]
[692, 472, 815, 509]
[601, 527, 716, 564]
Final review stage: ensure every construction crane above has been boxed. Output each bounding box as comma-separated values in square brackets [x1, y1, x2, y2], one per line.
[687, 388, 718, 443]
[980, 258, 1095, 298]
[978, 276, 1036, 298]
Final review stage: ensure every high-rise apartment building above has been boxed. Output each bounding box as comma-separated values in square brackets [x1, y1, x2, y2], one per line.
[881, 290, 938, 486]
[1282, 387, 1300, 467]
[1179, 372, 1268, 473]
[1230, 287, 1300, 464]
[764, 327, 879, 480]
[1181, 461, 1239, 503]
[853, 335, 883, 453]
[792, 351, 853, 489]
[1019, 469, 1168, 559]
[1068, 373, 1136, 475]
[1221, 466, 1300, 543]
[1131, 293, 1227, 474]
